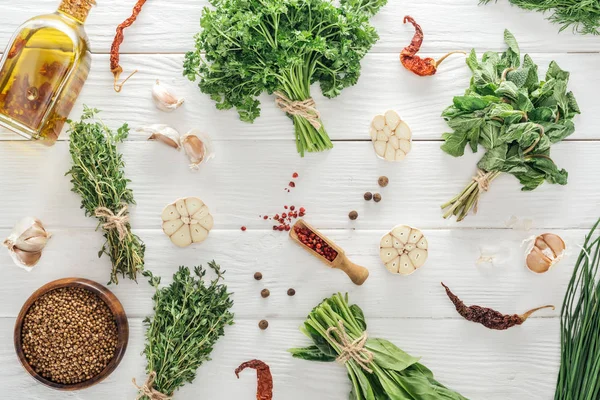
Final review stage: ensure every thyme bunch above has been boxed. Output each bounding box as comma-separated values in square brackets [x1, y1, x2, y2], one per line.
[480, 0, 600, 35]
[139, 262, 234, 399]
[66, 106, 145, 284]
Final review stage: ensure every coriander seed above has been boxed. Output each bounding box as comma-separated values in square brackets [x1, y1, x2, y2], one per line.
[259, 320, 269, 330]
[349, 211, 358, 220]
[254, 272, 263, 280]
[373, 193, 382, 202]
[378, 176, 389, 187]
[364, 192, 373, 201]
[261, 289, 270, 298]
[287, 288, 296, 296]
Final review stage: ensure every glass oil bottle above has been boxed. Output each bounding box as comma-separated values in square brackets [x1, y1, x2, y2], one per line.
[0, 0, 94, 145]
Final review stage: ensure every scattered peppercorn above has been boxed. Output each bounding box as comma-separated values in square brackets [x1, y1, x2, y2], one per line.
[373, 193, 382, 202]
[261, 289, 270, 298]
[254, 272, 263, 281]
[289, 182, 296, 188]
[259, 320, 269, 330]
[349, 211, 358, 220]
[292, 172, 299, 178]
[21, 287, 118, 385]
[241, 226, 247, 231]
[364, 192, 373, 201]
[294, 226, 338, 262]
[378, 176, 389, 187]
[287, 288, 296, 296]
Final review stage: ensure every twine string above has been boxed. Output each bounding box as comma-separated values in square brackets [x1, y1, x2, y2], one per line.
[132, 372, 172, 400]
[274, 92, 322, 130]
[94, 205, 130, 241]
[326, 321, 374, 373]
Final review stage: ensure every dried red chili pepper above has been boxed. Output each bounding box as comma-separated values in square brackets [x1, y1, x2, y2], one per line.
[7, 37, 26, 59]
[110, 0, 147, 92]
[401, 16, 465, 77]
[235, 359, 273, 400]
[441, 282, 554, 330]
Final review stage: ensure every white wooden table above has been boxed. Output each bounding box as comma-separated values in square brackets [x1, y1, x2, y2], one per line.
[1, 1, 599, 399]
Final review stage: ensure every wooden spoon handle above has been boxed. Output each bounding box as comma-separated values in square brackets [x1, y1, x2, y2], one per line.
[336, 258, 369, 285]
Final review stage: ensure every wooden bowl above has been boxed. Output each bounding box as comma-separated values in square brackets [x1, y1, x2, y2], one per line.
[13, 278, 129, 390]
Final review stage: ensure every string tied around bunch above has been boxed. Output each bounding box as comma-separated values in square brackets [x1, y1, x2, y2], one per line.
[274, 92, 322, 130]
[94, 205, 130, 241]
[326, 320, 374, 373]
[132, 371, 172, 400]
[470, 169, 495, 213]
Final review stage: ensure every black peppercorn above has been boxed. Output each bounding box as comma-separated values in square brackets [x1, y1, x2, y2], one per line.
[287, 288, 296, 296]
[254, 272, 263, 280]
[378, 176, 389, 187]
[349, 211, 358, 220]
[259, 320, 269, 330]
[261, 289, 270, 298]
[373, 193, 382, 202]
[364, 192, 373, 201]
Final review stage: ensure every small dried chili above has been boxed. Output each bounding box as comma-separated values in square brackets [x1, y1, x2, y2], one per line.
[110, 0, 147, 92]
[441, 282, 554, 330]
[401, 16, 465, 77]
[235, 359, 273, 400]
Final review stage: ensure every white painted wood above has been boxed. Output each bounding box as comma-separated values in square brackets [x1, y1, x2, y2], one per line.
[0, 0, 598, 398]
[0, 0, 599, 54]
[0, 53, 597, 141]
[0, 318, 560, 400]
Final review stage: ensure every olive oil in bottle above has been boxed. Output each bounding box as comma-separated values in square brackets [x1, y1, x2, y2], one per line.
[0, 0, 94, 144]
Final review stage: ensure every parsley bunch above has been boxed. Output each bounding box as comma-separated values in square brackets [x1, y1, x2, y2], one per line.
[441, 31, 580, 221]
[183, 0, 387, 156]
[480, 0, 600, 35]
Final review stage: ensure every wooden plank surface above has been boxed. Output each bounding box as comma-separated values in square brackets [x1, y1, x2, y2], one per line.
[0, 0, 597, 399]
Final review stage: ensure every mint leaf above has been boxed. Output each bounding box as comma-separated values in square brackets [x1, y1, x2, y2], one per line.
[441, 132, 469, 157]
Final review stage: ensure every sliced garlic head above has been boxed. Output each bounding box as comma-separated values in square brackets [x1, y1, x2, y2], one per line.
[525, 233, 565, 274]
[370, 110, 412, 162]
[380, 225, 428, 275]
[161, 197, 213, 247]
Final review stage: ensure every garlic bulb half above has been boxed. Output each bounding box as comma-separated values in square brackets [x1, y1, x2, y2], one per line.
[139, 124, 181, 150]
[370, 110, 412, 161]
[181, 130, 215, 170]
[161, 197, 214, 247]
[152, 79, 184, 112]
[3, 217, 52, 271]
[380, 225, 428, 275]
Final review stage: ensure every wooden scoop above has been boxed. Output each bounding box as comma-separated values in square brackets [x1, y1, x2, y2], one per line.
[289, 219, 369, 285]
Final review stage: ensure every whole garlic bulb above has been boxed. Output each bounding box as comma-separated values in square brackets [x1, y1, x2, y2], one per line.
[3, 217, 52, 271]
[152, 79, 184, 112]
[181, 130, 215, 170]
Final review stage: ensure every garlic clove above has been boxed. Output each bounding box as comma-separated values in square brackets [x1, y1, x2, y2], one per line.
[190, 225, 209, 243]
[408, 248, 428, 268]
[382, 126, 392, 138]
[380, 234, 393, 247]
[161, 204, 181, 221]
[404, 243, 416, 252]
[408, 229, 423, 244]
[398, 254, 415, 275]
[389, 135, 399, 150]
[140, 124, 181, 150]
[386, 256, 400, 273]
[384, 110, 401, 130]
[370, 127, 377, 142]
[13, 248, 42, 267]
[171, 224, 193, 248]
[372, 115, 386, 130]
[396, 121, 412, 140]
[399, 139, 411, 154]
[380, 247, 399, 263]
[16, 236, 50, 253]
[152, 79, 184, 112]
[192, 205, 210, 220]
[384, 144, 396, 161]
[376, 131, 388, 142]
[175, 199, 189, 217]
[392, 236, 404, 249]
[395, 150, 406, 161]
[4, 217, 51, 271]
[185, 197, 205, 216]
[416, 236, 428, 250]
[525, 233, 565, 274]
[541, 234, 566, 257]
[526, 247, 552, 273]
[391, 225, 411, 244]
[374, 141, 386, 157]
[196, 214, 214, 231]
[181, 130, 215, 170]
[163, 219, 184, 236]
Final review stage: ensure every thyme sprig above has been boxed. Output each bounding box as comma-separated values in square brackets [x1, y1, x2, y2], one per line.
[480, 0, 600, 35]
[66, 106, 145, 284]
[139, 262, 234, 399]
